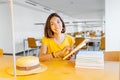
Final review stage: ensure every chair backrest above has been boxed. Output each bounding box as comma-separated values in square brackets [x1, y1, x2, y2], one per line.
[88, 42, 94, 46]
[75, 37, 87, 49]
[27, 38, 37, 48]
[104, 51, 120, 61]
[89, 32, 96, 37]
[0, 48, 3, 56]
[100, 37, 105, 50]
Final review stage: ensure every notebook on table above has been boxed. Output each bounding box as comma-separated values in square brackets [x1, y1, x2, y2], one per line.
[75, 51, 104, 69]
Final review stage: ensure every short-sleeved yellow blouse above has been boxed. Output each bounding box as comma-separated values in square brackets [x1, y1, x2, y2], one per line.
[41, 34, 75, 55]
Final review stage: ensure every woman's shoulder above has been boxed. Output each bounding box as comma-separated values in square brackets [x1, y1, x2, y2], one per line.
[42, 36, 47, 39]
[41, 36, 53, 44]
[42, 36, 53, 41]
[65, 34, 75, 45]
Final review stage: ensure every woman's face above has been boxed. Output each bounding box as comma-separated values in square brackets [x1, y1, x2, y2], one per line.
[50, 16, 63, 34]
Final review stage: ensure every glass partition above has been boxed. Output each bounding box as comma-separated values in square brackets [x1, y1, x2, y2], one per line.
[12, 0, 105, 55]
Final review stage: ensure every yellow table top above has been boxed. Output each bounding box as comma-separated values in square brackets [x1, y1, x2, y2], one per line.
[0, 55, 119, 80]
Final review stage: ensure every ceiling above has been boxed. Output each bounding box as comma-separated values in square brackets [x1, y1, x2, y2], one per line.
[25, 0, 105, 20]
[1, 0, 105, 20]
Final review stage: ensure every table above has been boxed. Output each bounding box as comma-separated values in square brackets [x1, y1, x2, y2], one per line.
[23, 39, 41, 56]
[0, 55, 120, 80]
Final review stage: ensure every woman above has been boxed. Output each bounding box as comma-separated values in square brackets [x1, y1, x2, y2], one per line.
[39, 13, 75, 61]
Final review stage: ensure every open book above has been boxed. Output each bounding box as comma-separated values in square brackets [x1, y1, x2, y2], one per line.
[63, 39, 90, 60]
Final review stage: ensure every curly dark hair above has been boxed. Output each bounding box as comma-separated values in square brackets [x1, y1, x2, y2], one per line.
[44, 13, 66, 38]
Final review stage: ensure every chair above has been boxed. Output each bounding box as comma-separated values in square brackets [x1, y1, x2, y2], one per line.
[0, 48, 3, 57]
[89, 32, 96, 37]
[100, 37, 105, 50]
[104, 51, 120, 61]
[27, 37, 40, 56]
[101, 31, 105, 37]
[75, 37, 87, 49]
[73, 32, 78, 37]
[87, 42, 95, 51]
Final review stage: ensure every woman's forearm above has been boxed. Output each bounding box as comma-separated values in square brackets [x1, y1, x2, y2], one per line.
[39, 50, 63, 61]
[39, 53, 53, 61]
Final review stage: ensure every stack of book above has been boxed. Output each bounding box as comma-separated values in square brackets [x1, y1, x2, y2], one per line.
[75, 51, 104, 69]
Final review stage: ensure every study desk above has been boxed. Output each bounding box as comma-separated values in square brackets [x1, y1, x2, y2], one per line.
[0, 55, 119, 80]
[85, 37, 101, 44]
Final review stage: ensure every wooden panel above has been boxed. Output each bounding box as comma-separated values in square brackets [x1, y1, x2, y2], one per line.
[104, 51, 120, 61]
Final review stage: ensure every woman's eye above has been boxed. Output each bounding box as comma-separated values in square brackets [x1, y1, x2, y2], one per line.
[57, 21, 60, 24]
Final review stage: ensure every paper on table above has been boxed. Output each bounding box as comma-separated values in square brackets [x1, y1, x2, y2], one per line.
[63, 39, 90, 60]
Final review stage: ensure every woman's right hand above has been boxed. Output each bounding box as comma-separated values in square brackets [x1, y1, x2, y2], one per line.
[53, 46, 72, 58]
[59, 46, 72, 57]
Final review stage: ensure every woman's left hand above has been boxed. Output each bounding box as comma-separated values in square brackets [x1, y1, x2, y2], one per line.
[64, 54, 73, 60]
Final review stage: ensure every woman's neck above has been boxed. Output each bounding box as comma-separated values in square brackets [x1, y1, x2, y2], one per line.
[54, 33, 62, 40]
[54, 33, 65, 44]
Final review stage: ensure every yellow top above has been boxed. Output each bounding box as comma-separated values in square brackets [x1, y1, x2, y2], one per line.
[42, 34, 75, 56]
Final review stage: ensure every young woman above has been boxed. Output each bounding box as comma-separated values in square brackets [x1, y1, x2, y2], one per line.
[39, 13, 75, 61]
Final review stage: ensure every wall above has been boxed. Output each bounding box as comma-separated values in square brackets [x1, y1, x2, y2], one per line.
[0, 2, 13, 53]
[105, 0, 120, 51]
[13, 3, 48, 53]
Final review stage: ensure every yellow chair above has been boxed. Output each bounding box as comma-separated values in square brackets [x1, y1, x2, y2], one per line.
[75, 37, 87, 49]
[73, 32, 78, 37]
[89, 32, 96, 37]
[100, 37, 105, 50]
[27, 37, 40, 56]
[104, 51, 120, 61]
[101, 31, 105, 37]
[87, 42, 95, 51]
[0, 48, 3, 57]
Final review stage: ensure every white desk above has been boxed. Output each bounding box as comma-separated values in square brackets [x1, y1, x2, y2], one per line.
[85, 37, 101, 41]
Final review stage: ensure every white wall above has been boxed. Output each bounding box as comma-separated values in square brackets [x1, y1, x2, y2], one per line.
[105, 0, 120, 51]
[13, 3, 49, 53]
[0, 2, 13, 53]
